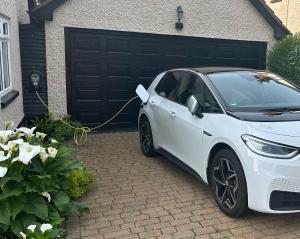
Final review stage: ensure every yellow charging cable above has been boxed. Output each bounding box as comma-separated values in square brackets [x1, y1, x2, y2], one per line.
[35, 91, 139, 145]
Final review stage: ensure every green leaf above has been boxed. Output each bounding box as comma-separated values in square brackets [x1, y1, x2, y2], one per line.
[23, 194, 48, 220]
[0, 182, 25, 200]
[0, 175, 24, 188]
[7, 194, 27, 220]
[11, 212, 36, 237]
[48, 204, 60, 221]
[0, 223, 9, 235]
[27, 158, 45, 174]
[52, 191, 70, 212]
[0, 199, 10, 225]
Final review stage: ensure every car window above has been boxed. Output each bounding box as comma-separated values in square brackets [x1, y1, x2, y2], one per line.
[155, 71, 181, 101]
[176, 72, 222, 113]
[208, 71, 300, 112]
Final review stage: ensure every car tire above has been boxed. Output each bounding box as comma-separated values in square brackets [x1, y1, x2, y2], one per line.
[210, 149, 249, 217]
[139, 116, 157, 157]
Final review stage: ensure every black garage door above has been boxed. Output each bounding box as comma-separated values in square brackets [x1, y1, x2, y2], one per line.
[65, 28, 267, 129]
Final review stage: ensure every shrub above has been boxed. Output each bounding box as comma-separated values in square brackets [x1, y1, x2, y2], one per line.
[267, 33, 300, 86]
[65, 169, 95, 198]
[0, 123, 89, 238]
[31, 115, 82, 143]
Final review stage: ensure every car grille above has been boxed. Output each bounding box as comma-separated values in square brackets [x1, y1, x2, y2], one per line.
[270, 190, 300, 211]
[271, 178, 300, 193]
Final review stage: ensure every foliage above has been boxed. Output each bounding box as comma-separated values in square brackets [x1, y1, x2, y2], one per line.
[267, 33, 300, 86]
[31, 115, 82, 143]
[0, 122, 89, 238]
[20, 223, 66, 239]
[65, 169, 95, 199]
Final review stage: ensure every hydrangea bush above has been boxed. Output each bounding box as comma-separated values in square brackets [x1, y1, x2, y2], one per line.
[0, 121, 89, 238]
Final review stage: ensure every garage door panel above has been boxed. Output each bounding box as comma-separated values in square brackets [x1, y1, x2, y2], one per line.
[75, 87, 104, 101]
[106, 37, 131, 55]
[192, 45, 214, 59]
[134, 40, 160, 56]
[70, 33, 102, 52]
[73, 62, 102, 76]
[66, 28, 267, 128]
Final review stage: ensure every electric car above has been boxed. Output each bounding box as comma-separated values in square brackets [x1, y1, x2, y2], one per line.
[136, 67, 300, 217]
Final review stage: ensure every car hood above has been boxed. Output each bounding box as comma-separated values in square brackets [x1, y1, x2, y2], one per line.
[247, 121, 300, 137]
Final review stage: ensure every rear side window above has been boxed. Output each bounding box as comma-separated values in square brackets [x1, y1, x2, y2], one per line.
[155, 71, 181, 101]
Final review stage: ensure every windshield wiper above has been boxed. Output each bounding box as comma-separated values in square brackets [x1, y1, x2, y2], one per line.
[260, 107, 300, 112]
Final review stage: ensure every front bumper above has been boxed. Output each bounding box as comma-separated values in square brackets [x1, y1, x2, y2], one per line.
[238, 145, 300, 213]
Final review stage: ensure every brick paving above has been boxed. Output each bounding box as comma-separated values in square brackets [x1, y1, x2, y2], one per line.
[66, 132, 300, 239]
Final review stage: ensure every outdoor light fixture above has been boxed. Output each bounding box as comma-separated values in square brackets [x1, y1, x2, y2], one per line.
[175, 6, 184, 30]
[29, 71, 42, 90]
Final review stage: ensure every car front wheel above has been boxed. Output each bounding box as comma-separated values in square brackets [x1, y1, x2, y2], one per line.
[210, 149, 248, 217]
[139, 116, 156, 157]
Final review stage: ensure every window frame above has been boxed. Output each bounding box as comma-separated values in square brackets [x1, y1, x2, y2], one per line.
[155, 69, 224, 114]
[0, 15, 12, 98]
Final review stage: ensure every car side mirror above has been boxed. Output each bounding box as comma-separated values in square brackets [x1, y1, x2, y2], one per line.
[136, 84, 150, 103]
[186, 95, 204, 118]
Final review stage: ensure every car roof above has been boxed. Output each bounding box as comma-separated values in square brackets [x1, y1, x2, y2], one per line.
[190, 67, 258, 75]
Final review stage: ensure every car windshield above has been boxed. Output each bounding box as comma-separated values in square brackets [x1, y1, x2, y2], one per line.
[208, 71, 300, 112]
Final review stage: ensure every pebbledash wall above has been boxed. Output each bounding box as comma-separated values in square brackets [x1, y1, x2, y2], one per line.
[0, 0, 24, 129]
[45, 0, 278, 116]
[266, 0, 300, 33]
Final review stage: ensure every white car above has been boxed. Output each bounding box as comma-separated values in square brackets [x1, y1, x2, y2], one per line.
[136, 67, 300, 217]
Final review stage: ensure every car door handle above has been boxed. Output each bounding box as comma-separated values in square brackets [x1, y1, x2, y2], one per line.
[150, 100, 157, 105]
[169, 111, 176, 118]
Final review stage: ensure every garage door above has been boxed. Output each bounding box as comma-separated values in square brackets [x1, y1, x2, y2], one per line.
[65, 28, 267, 129]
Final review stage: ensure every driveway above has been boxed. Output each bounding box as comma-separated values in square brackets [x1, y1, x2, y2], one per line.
[66, 132, 300, 239]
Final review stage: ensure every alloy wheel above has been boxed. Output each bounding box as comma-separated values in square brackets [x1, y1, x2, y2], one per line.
[212, 158, 239, 209]
[140, 119, 152, 153]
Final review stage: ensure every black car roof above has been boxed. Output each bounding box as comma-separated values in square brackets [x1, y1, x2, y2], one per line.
[191, 67, 258, 75]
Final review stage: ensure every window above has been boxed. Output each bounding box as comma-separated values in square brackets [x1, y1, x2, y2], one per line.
[208, 71, 300, 112]
[175, 72, 222, 113]
[0, 16, 11, 97]
[155, 71, 181, 101]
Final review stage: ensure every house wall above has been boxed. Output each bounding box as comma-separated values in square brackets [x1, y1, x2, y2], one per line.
[45, 0, 278, 116]
[17, 0, 30, 24]
[0, 0, 24, 129]
[266, 0, 300, 33]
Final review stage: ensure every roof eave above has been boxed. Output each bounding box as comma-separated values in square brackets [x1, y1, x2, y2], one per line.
[249, 0, 290, 39]
[28, 0, 290, 39]
[29, 0, 66, 23]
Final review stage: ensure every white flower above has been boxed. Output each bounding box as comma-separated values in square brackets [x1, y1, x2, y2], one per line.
[0, 143, 9, 151]
[50, 138, 58, 144]
[40, 223, 53, 233]
[16, 142, 41, 165]
[3, 121, 14, 130]
[41, 192, 51, 202]
[36, 132, 47, 141]
[47, 147, 58, 158]
[20, 232, 26, 239]
[7, 139, 24, 150]
[27, 224, 36, 232]
[17, 127, 36, 140]
[0, 166, 8, 178]
[39, 148, 49, 163]
[0, 130, 13, 143]
[0, 151, 10, 162]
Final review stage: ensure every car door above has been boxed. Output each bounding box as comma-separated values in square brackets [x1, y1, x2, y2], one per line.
[148, 71, 181, 150]
[167, 71, 223, 172]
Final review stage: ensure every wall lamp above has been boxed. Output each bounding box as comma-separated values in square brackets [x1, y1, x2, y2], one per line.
[29, 70, 42, 90]
[175, 6, 184, 30]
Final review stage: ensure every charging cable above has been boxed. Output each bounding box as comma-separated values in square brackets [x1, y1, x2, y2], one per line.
[35, 91, 139, 145]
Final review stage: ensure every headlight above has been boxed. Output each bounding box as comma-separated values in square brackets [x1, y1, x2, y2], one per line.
[241, 134, 299, 159]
